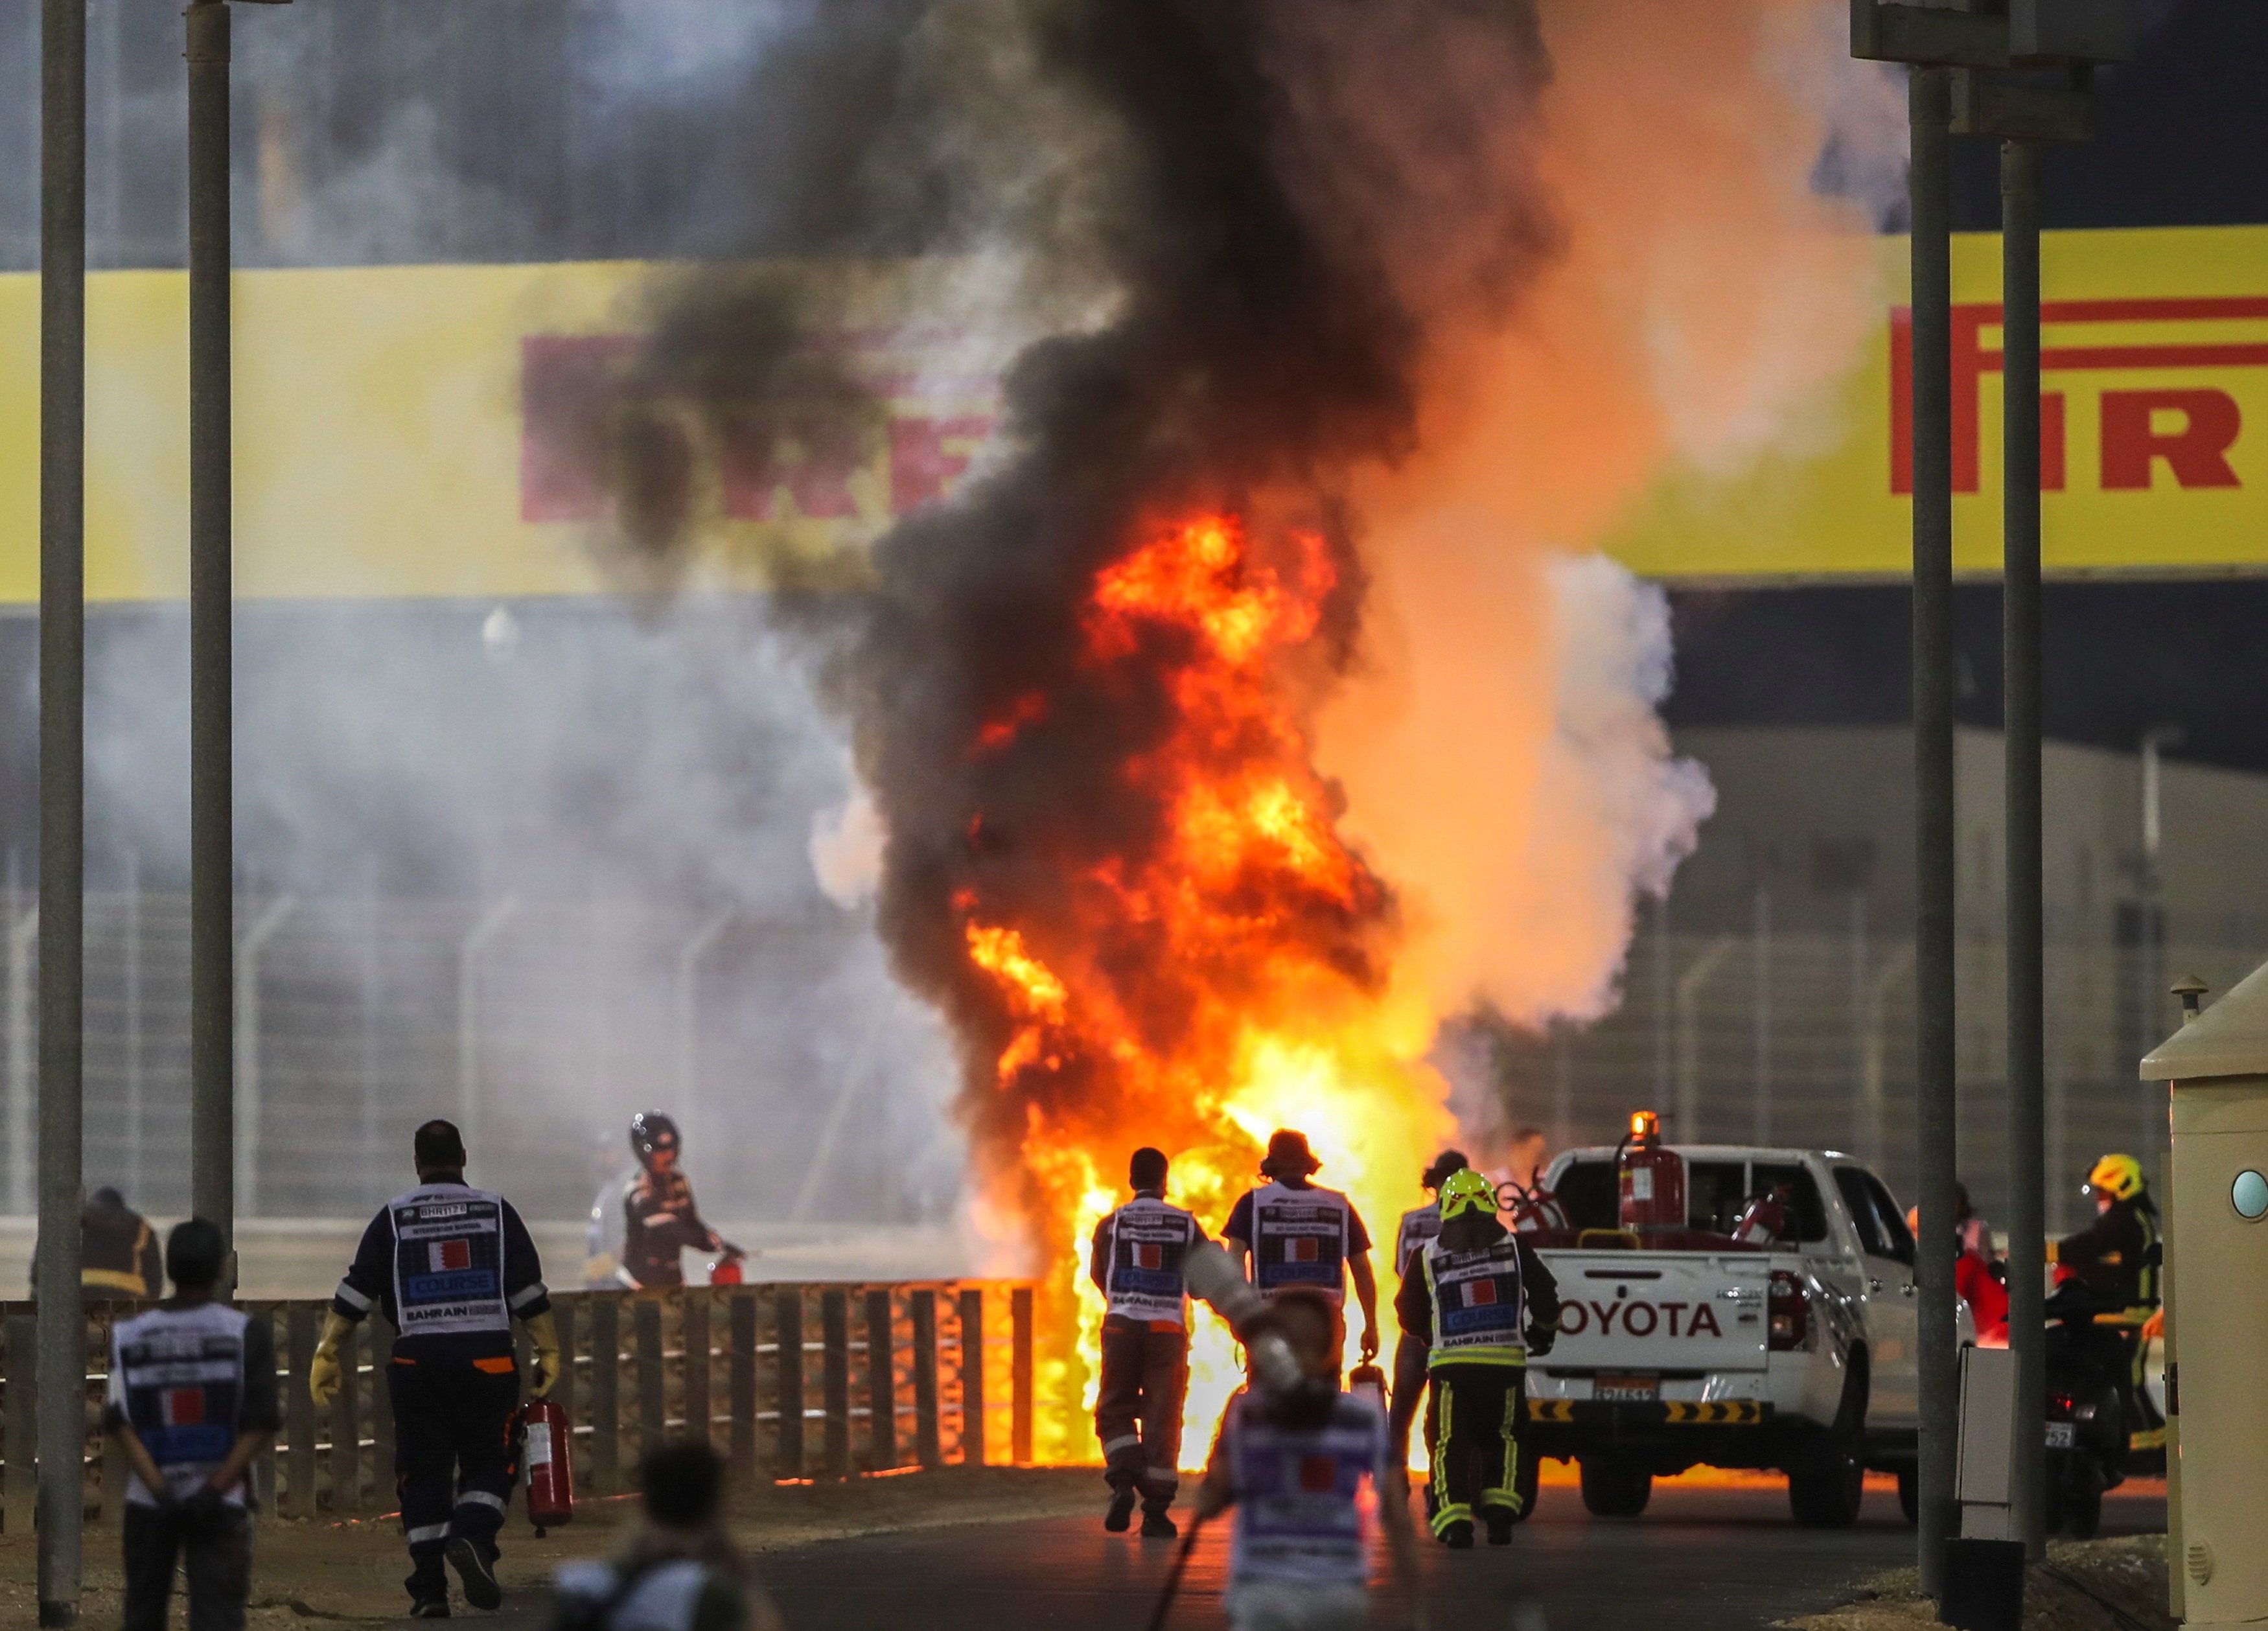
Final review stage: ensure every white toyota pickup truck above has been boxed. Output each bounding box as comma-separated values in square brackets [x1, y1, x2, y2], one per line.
[1518, 1143, 1973, 1527]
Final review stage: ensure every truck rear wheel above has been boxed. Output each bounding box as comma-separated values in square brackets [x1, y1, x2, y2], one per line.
[1579, 1457, 1652, 1518]
[1788, 1355, 1869, 1529]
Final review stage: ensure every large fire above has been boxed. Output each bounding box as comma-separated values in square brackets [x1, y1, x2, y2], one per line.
[954, 510, 1454, 1461]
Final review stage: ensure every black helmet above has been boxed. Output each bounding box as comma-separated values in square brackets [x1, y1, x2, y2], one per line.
[630, 1112, 682, 1163]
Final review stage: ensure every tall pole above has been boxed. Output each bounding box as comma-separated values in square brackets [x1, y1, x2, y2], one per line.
[36, 0, 87, 1615]
[1908, 62, 1960, 1599]
[2001, 134, 2047, 1561]
[187, 0, 235, 1277]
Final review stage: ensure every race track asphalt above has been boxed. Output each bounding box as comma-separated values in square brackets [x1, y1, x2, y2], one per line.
[397, 1477, 2166, 1631]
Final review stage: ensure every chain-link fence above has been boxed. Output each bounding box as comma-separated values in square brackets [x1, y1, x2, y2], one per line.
[4, 881, 2243, 1238]
[1498, 912, 2250, 1238]
[0, 886, 956, 1226]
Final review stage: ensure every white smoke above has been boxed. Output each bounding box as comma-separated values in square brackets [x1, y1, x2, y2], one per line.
[809, 785, 886, 909]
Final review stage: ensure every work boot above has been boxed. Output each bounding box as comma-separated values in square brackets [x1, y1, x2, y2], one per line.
[1140, 1508, 1178, 1540]
[1440, 1519, 1474, 1549]
[446, 1536, 503, 1611]
[1104, 1486, 1137, 1533]
[1485, 1507, 1518, 1545]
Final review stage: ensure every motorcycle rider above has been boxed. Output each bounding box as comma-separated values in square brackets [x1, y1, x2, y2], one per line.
[1089, 1146, 1204, 1537]
[1387, 1151, 1468, 1474]
[611, 1113, 743, 1291]
[1394, 1168, 1561, 1548]
[2048, 1153, 2164, 1452]
[1222, 1129, 1380, 1376]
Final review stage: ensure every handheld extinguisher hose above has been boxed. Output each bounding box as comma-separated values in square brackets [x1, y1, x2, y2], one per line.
[1143, 1512, 1207, 1631]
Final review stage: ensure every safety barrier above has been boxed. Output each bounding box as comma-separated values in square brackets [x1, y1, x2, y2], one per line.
[0, 1280, 1038, 1531]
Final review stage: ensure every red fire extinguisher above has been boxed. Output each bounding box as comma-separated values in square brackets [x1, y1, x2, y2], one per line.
[1617, 1111, 1685, 1231]
[1347, 1362, 1389, 1416]
[522, 1397, 574, 1535]
[1731, 1184, 1791, 1245]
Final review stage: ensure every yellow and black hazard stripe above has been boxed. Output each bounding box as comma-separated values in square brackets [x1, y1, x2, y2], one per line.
[1522, 1398, 1768, 1426]
[1661, 1400, 1766, 1426]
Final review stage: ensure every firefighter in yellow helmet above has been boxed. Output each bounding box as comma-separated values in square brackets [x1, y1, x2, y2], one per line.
[2046, 1153, 2164, 1453]
[1392, 1169, 1560, 1548]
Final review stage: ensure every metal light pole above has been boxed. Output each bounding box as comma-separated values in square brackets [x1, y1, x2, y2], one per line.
[1904, 64, 1960, 1591]
[187, 0, 235, 1273]
[2000, 130, 2048, 1562]
[1949, 3, 2133, 1555]
[36, 0, 86, 1616]
[189, 0, 292, 1266]
[1857, 1, 2131, 1582]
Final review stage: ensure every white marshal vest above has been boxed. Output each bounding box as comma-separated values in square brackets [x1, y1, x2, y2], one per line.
[1224, 1391, 1388, 1590]
[1394, 1201, 1442, 1278]
[108, 1302, 253, 1506]
[1420, 1233, 1529, 1367]
[553, 1558, 716, 1631]
[388, 1183, 513, 1339]
[1245, 1181, 1354, 1301]
[1102, 1196, 1200, 1325]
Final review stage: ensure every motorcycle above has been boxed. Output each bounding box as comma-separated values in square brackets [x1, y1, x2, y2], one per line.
[2042, 1281, 2129, 1539]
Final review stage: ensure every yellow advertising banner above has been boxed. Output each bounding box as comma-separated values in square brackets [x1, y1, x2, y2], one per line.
[1607, 224, 2268, 581]
[0, 224, 2262, 602]
[0, 257, 999, 602]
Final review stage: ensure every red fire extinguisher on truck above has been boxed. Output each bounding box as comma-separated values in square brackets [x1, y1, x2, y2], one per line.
[1731, 1183, 1792, 1245]
[521, 1397, 574, 1535]
[1617, 1111, 1685, 1231]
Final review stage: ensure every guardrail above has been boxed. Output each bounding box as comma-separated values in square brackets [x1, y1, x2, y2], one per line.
[0, 1280, 1039, 1530]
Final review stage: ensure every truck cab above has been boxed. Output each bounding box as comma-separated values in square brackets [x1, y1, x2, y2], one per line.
[1516, 1143, 1961, 1526]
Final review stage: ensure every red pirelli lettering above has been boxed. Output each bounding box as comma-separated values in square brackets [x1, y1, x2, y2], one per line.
[1892, 296, 2258, 495]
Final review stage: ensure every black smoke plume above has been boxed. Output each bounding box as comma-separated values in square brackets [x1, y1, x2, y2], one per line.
[595, 0, 1559, 1223]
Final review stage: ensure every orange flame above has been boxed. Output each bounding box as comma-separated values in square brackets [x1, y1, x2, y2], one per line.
[955, 512, 1452, 1461]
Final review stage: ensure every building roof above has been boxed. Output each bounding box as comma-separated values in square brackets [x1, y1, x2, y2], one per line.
[2140, 959, 2268, 1082]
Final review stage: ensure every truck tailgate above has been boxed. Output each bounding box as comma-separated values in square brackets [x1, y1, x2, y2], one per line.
[1538, 1252, 1771, 1372]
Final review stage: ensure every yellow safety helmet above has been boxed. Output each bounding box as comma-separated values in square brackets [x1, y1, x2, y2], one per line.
[1439, 1168, 1500, 1222]
[2084, 1153, 2146, 1203]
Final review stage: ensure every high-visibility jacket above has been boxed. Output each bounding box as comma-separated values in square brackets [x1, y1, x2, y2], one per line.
[552, 1555, 750, 1631]
[2050, 1197, 2160, 1326]
[334, 1181, 550, 1363]
[1212, 1389, 1389, 1591]
[104, 1300, 281, 1506]
[1091, 1194, 1203, 1326]
[1226, 1181, 1369, 1302]
[1393, 1201, 1442, 1279]
[1395, 1222, 1560, 1370]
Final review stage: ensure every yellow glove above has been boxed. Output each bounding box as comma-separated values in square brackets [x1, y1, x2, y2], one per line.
[309, 1311, 356, 1407]
[526, 1309, 562, 1399]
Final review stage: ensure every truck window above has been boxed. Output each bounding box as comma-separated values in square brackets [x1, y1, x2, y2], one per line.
[1748, 1163, 1829, 1243]
[1552, 1160, 1619, 1231]
[1863, 1172, 1917, 1266]
[1834, 1168, 1887, 1256]
[1685, 1161, 1750, 1233]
